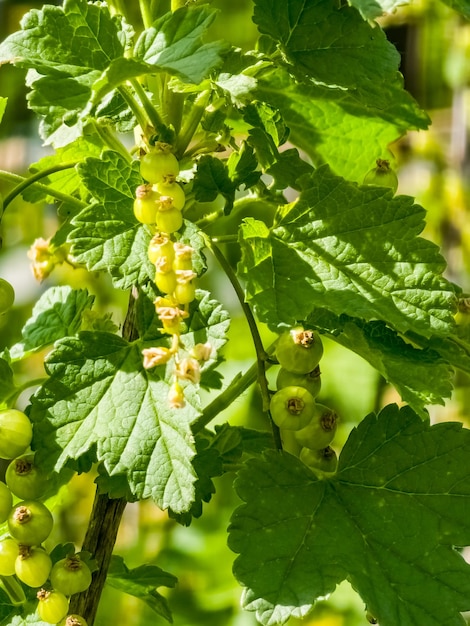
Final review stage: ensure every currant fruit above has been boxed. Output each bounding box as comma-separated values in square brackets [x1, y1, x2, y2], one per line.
[363, 159, 398, 193]
[0, 408, 33, 459]
[8, 500, 54, 546]
[0, 537, 19, 575]
[269, 386, 315, 430]
[50, 554, 92, 596]
[59, 615, 89, 626]
[0, 480, 13, 523]
[172, 243, 193, 271]
[280, 428, 302, 456]
[37, 589, 69, 624]
[140, 150, 179, 184]
[133, 184, 158, 224]
[294, 403, 338, 450]
[0, 278, 15, 314]
[155, 206, 183, 234]
[155, 181, 186, 211]
[275, 327, 323, 375]
[300, 446, 338, 474]
[148, 233, 175, 265]
[276, 365, 321, 398]
[6, 453, 47, 500]
[155, 268, 177, 295]
[15, 546, 52, 587]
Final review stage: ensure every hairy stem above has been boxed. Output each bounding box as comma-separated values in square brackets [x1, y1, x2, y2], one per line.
[138, 0, 154, 28]
[130, 79, 166, 133]
[175, 89, 211, 157]
[69, 291, 139, 624]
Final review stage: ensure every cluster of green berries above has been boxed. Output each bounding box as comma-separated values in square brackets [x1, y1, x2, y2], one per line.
[270, 327, 338, 475]
[136, 144, 212, 408]
[0, 409, 90, 625]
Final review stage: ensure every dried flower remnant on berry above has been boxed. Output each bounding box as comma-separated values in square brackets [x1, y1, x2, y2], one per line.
[176, 357, 201, 384]
[27, 237, 56, 281]
[142, 347, 173, 369]
[191, 342, 213, 361]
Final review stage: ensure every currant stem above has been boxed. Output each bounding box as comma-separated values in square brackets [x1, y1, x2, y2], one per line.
[92, 121, 132, 162]
[138, 0, 154, 28]
[69, 291, 139, 625]
[0, 575, 26, 606]
[1, 162, 79, 216]
[129, 79, 166, 133]
[176, 89, 211, 158]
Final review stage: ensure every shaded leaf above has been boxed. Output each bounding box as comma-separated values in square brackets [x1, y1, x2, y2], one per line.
[229, 404, 470, 626]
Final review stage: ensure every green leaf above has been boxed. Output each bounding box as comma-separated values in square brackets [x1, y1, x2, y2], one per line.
[10, 286, 95, 360]
[311, 311, 453, 417]
[253, 0, 407, 113]
[238, 166, 456, 338]
[29, 331, 199, 513]
[255, 67, 428, 182]
[70, 151, 154, 289]
[134, 6, 228, 84]
[22, 136, 103, 204]
[229, 404, 470, 626]
[0, 0, 127, 146]
[107, 555, 177, 622]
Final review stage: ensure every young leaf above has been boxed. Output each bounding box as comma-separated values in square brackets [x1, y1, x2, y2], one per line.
[348, 0, 410, 21]
[229, 404, 470, 626]
[70, 150, 154, 289]
[29, 331, 199, 513]
[9, 286, 95, 360]
[238, 166, 457, 338]
[107, 555, 177, 623]
[134, 6, 228, 84]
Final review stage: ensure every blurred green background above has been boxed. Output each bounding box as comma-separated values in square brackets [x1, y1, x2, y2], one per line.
[0, 0, 469, 624]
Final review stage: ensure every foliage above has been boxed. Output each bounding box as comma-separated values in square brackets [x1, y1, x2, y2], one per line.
[0, 0, 469, 625]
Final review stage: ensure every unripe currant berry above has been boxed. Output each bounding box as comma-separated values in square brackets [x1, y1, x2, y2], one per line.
[15, 546, 52, 587]
[173, 242, 194, 271]
[276, 365, 321, 398]
[6, 453, 47, 500]
[0, 537, 19, 575]
[148, 233, 174, 265]
[37, 588, 69, 624]
[134, 184, 159, 224]
[140, 149, 179, 184]
[363, 158, 398, 193]
[294, 403, 338, 450]
[275, 327, 323, 375]
[59, 615, 89, 626]
[0, 408, 33, 459]
[269, 386, 315, 430]
[8, 500, 54, 546]
[155, 206, 183, 234]
[50, 554, 93, 596]
[155, 181, 185, 211]
[0, 481, 13, 523]
[155, 268, 177, 295]
[300, 446, 338, 474]
[0, 278, 15, 314]
[174, 270, 197, 305]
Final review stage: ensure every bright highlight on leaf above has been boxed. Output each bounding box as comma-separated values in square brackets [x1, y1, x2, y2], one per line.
[239, 166, 456, 338]
[229, 404, 470, 626]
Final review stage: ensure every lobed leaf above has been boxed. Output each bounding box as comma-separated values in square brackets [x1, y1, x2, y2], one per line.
[255, 66, 428, 182]
[134, 6, 228, 84]
[9, 286, 95, 360]
[238, 166, 457, 338]
[70, 150, 153, 289]
[229, 404, 470, 626]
